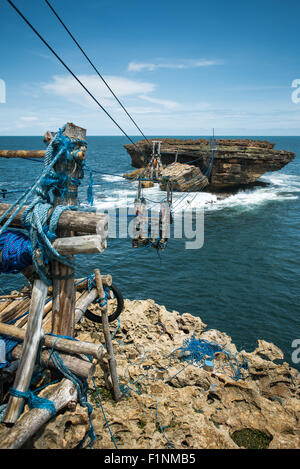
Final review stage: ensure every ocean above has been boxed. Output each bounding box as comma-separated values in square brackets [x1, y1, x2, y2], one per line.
[0, 135, 299, 370]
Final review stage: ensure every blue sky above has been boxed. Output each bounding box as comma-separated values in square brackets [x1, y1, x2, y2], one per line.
[0, 0, 300, 136]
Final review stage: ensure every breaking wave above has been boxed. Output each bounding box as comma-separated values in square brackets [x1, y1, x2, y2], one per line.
[89, 172, 299, 214]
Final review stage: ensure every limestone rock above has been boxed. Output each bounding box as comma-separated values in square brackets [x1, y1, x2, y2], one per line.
[124, 138, 295, 193]
[32, 404, 89, 449]
[19, 298, 299, 450]
[254, 339, 285, 361]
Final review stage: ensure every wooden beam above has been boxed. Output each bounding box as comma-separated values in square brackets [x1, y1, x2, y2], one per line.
[0, 203, 108, 236]
[53, 235, 106, 255]
[11, 345, 95, 379]
[0, 322, 103, 360]
[0, 150, 85, 160]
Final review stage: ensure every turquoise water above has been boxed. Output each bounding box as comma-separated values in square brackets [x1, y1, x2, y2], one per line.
[0, 135, 299, 369]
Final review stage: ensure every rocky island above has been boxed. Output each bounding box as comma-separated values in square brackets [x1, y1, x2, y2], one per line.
[124, 139, 295, 194]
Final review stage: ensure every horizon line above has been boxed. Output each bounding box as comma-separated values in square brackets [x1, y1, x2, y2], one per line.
[0, 134, 299, 138]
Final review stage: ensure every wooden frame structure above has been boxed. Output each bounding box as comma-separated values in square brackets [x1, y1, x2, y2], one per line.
[0, 123, 121, 447]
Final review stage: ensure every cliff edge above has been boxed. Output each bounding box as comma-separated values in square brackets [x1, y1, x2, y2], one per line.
[16, 298, 300, 450]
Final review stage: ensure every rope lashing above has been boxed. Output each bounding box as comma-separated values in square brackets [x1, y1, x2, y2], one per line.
[0, 142, 67, 238]
[5, 331, 96, 447]
[22, 202, 75, 286]
[9, 387, 56, 417]
[19, 125, 86, 284]
[86, 275, 109, 306]
[97, 293, 108, 308]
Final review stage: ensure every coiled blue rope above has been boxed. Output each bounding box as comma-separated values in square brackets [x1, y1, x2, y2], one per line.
[0, 230, 32, 274]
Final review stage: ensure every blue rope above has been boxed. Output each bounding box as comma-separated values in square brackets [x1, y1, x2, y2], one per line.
[0, 230, 32, 274]
[9, 387, 56, 417]
[155, 397, 175, 449]
[91, 376, 118, 449]
[175, 335, 248, 381]
[0, 144, 66, 236]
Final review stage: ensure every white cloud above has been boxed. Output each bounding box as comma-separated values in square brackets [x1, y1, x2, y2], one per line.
[138, 95, 178, 109]
[19, 116, 38, 122]
[43, 74, 156, 108]
[128, 59, 222, 72]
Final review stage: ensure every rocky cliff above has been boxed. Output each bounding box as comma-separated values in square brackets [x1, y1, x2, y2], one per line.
[17, 298, 300, 450]
[124, 139, 295, 193]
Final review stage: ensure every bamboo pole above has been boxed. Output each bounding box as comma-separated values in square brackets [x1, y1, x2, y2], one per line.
[0, 379, 78, 449]
[94, 269, 122, 401]
[0, 299, 13, 314]
[0, 299, 26, 321]
[0, 150, 45, 159]
[0, 295, 27, 300]
[3, 279, 48, 425]
[0, 298, 31, 324]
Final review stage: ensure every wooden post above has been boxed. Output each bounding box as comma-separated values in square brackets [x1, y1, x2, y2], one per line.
[3, 279, 48, 425]
[51, 123, 86, 338]
[94, 269, 122, 401]
[0, 203, 108, 235]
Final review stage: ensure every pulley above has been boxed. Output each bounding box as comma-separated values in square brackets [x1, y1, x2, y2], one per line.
[149, 140, 163, 179]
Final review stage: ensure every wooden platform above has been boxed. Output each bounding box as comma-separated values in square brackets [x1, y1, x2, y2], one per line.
[0, 288, 82, 333]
